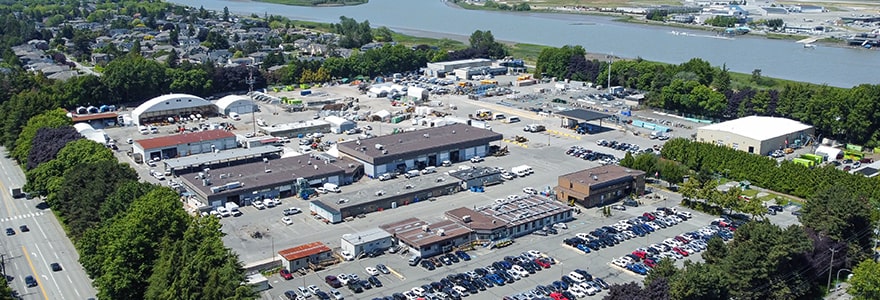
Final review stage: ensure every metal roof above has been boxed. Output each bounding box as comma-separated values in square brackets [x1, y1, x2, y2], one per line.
[555, 109, 613, 122]
[135, 130, 235, 150]
[698, 116, 813, 141]
[163, 146, 283, 170]
[559, 165, 645, 190]
[337, 123, 502, 165]
[277, 241, 331, 261]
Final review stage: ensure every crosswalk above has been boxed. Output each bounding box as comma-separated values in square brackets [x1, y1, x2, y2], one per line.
[0, 211, 45, 222]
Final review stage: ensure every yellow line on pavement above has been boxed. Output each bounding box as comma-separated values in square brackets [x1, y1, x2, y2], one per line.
[386, 266, 406, 281]
[0, 178, 21, 216]
[21, 246, 50, 300]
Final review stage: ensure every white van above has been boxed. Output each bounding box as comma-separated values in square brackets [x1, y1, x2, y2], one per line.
[421, 166, 437, 175]
[405, 170, 421, 178]
[230, 112, 241, 121]
[323, 183, 340, 193]
[506, 116, 521, 123]
[568, 271, 586, 283]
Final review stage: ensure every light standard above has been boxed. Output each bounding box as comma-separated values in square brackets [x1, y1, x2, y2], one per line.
[827, 247, 838, 292]
[835, 268, 852, 291]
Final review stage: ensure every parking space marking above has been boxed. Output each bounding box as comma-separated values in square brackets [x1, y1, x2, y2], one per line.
[386, 266, 406, 281]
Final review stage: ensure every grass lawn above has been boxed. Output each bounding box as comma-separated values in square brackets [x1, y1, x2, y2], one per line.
[508, 43, 551, 64]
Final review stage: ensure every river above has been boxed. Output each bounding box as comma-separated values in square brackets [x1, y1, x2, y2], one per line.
[168, 0, 878, 87]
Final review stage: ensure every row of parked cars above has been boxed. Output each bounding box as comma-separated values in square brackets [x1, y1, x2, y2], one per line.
[413, 250, 473, 271]
[565, 146, 617, 164]
[509, 268, 611, 300]
[563, 207, 691, 255]
[381, 250, 558, 300]
[611, 215, 741, 277]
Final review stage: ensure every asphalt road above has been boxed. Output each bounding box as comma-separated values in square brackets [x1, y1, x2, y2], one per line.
[0, 148, 97, 299]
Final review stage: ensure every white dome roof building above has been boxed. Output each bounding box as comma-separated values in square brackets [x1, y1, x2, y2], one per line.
[131, 94, 215, 126]
[215, 95, 257, 115]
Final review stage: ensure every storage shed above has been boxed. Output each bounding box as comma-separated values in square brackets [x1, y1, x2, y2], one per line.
[215, 95, 257, 115]
[325, 116, 356, 134]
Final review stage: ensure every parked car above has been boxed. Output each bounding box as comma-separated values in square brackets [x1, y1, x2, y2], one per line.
[280, 269, 293, 280]
[470, 156, 484, 163]
[325, 275, 342, 288]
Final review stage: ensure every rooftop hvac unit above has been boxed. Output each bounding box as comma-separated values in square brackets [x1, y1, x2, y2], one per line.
[422, 225, 430, 232]
[375, 144, 384, 150]
[264, 169, 272, 173]
[423, 133, 429, 138]
[224, 181, 242, 189]
[462, 215, 472, 223]
[382, 150, 388, 154]
[592, 175, 599, 181]
[202, 179, 211, 186]
[437, 229, 445, 236]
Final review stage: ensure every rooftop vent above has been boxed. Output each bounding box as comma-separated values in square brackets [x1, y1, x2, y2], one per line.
[422, 225, 430, 232]
[592, 175, 599, 181]
[462, 215, 472, 223]
[264, 169, 271, 173]
[437, 229, 445, 236]
[423, 133, 429, 138]
[375, 144, 384, 150]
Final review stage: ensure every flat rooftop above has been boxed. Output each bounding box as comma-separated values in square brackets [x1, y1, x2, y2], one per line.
[445, 207, 505, 231]
[163, 146, 283, 170]
[338, 123, 502, 165]
[180, 155, 354, 199]
[699, 116, 813, 141]
[555, 109, 613, 122]
[449, 166, 501, 181]
[560, 165, 645, 190]
[261, 120, 329, 133]
[311, 171, 456, 212]
[475, 195, 572, 229]
[341, 227, 392, 245]
[379, 218, 471, 248]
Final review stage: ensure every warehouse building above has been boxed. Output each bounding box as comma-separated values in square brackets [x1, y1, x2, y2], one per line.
[215, 95, 257, 115]
[446, 195, 574, 240]
[379, 217, 472, 258]
[131, 94, 216, 126]
[555, 165, 646, 208]
[696, 116, 815, 155]
[453, 66, 509, 80]
[425, 58, 492, 77]
[277, 241, 334, 272]
[260, 120, 330, 138]
[340, 228, 393, 258]
[337, 123, 503, 178]
[133, 130, 237, 161]
[179, 154, 362, 208]
[308, 171, 460, 223]
[324, 116, 357, 134]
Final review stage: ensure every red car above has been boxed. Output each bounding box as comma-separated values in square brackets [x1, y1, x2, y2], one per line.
[644, 258, 657, 268]
[631, 250, 647, 260]
[534, 258, 551, 268]
[642, 212, 656, 221]
[550, 292, 569, 300]
[279, 268, 293, 280]
[673, 247, 690, 257]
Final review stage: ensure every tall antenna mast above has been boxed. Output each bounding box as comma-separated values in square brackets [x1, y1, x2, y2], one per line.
[607, 53, 613, 95]
[247, 67, 256, 136]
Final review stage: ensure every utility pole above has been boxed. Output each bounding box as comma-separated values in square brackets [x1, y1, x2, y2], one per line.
[607, 53, 614, 95]
[827, 247, 838, 292]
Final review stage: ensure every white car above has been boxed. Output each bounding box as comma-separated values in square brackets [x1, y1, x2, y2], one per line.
[282, 217, 294, 225]
[264, 198, 277, 208]
[252, 200, 266, 210]
[511, 265, 529, 277]
[337, 273, 350, 285]
[365, 267, 379, 276]
[330, 289, 344, 300]
[315, 187, 328, 194]
[411, 287, 426, 296]
[470, 156, 484, 163]
[523, 187, 537, 195]
[452, 286, 469, 297]
[297, 286, 311, 298]
[678, 211, 693, 218]
[216, 207, 231, 218]
[567, 286, 586, 298]
[506, 195, 521, 201]
[340, 251, 355, 261]
[528, 250, 543, 258]
[501, 173, 515, 180]
[582, 282, 601, 295]
[612, 258, 628, 268]
[307, 285, 320, 295]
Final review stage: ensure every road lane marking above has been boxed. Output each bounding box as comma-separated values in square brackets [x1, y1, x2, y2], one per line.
[21, 246, 50, 300]
[386, 266, 406, 281]
[35, 244, 64, 300]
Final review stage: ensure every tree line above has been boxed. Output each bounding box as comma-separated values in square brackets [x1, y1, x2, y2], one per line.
[534, 46, 880, 147]
[11, 109, 255, 299]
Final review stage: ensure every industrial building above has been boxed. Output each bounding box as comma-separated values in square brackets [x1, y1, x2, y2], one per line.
[131, 94, 216, 126]
[277, 241, 334, 272]
[379, 217, 472, 258]
[324, 116, 357, 134]
[215, 95, 257, 115]
[179, 154, 362, 208]
[696, 116, 815, 155]
[340, 228, 393, 258]
[425, 58, 492, 77]
[133, 130, 237, 161]
[448, 166, 503, 189]
[260, 120, 330, 138]
[453, 66, 509, 80]
[555, 165, 646, 208]
[162, 146, 284, 174]
[446, 195, 574, 240]
[337, 123, 503, 178]
[308, 171, 460, 223]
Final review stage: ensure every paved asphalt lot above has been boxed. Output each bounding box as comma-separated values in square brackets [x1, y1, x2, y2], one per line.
[99, 79, 800, 299]
[0, 149, 97, 300]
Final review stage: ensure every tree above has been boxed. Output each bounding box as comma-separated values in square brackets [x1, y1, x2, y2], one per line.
[849, 259, 880, 300]
[99, 181, 159, 224]
[25, 139, 114, 196]
[604, 282, 645, 300]
[26, 126, 81, 170]
[668, 261, 729, 300]
[702, 236, 727, 265]
[751, 68, 762, 83]
[374, 26, 393, 42]
[468, 30, 507, 59]
[723, 222, 813, 299]
[146, 216, 256, 300]
[645, 257, 678, 286]
[0, 88, 63, 147]
[54, 161, 139, 237]
[11, 108, 70, 165]
[620, 151, 635, 168]
[102, 54, 169, 103]
[167, 68, 213, 96]
[93, 188, 190, 300]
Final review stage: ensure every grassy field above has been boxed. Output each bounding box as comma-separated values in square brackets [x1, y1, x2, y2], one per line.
[254, 0, 366, 6]
[508, 43, 551, 64]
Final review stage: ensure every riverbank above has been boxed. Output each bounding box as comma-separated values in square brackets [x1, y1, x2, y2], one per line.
[253, 0, 367, 7]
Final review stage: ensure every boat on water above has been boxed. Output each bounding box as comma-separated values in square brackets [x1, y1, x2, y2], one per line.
[803, 43, 816, 49]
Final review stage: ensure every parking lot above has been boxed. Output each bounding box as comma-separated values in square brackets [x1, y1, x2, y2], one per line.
[93, 76, 807, 299]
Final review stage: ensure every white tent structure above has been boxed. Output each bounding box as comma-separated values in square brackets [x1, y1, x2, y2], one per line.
[370, 110, 391, 122]
[131, 94, 214, 126]
[215, 95, 257, 115]
[815, 145, 842, 161]
[73, 123, 109, 145]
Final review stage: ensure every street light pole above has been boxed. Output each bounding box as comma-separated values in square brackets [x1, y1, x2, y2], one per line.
[835, 268, 852, 291]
